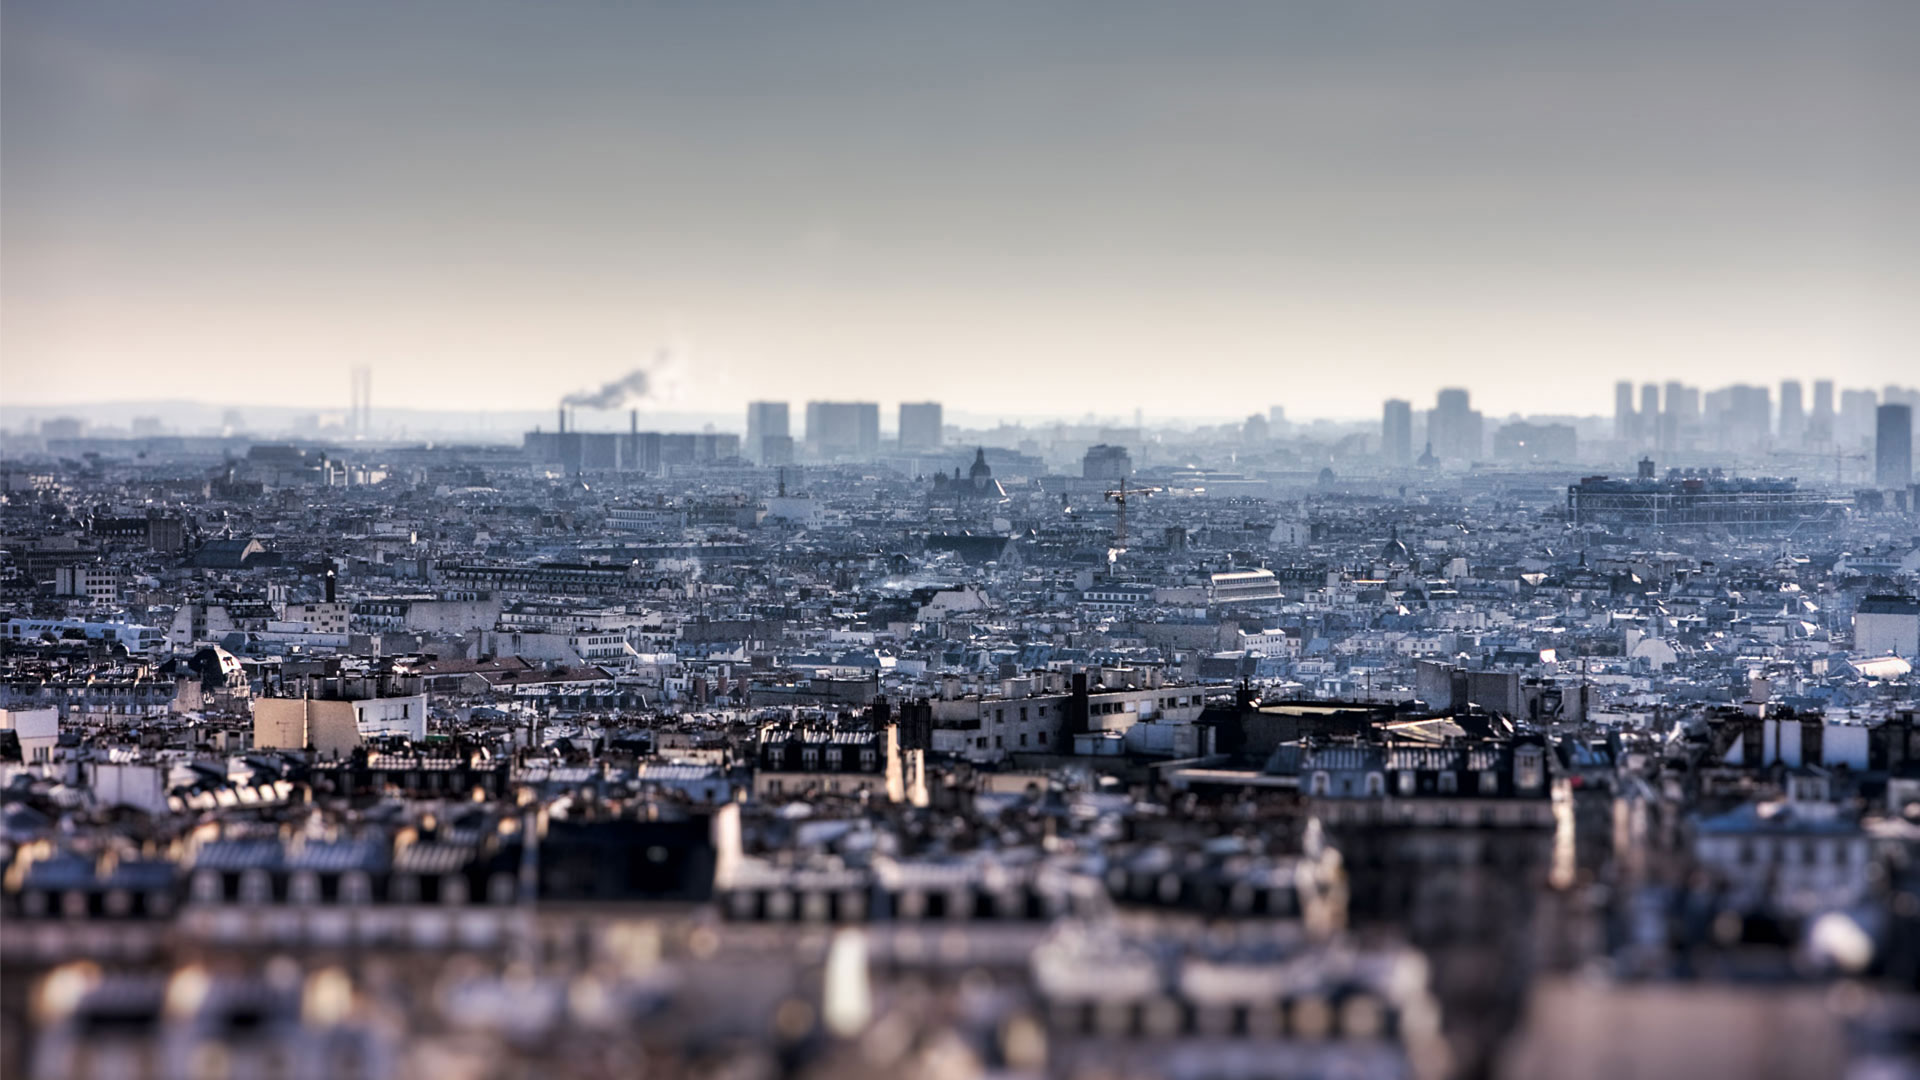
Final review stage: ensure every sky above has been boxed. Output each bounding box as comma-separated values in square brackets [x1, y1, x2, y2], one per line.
[4, 0, 1915, 420]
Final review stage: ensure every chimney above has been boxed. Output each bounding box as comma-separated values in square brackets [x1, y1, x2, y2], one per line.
[631, 409, 639, 435]
[558, 406, 566, 434]
[324, 567, 336, 603]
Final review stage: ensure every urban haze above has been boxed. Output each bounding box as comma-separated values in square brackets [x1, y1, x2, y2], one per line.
[3, 4, 1919, 1080]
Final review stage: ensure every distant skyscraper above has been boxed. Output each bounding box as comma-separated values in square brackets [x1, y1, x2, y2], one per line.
[746, 401, 790, 464]
[805, 401, 881, 458]
[1382, 399, 1413, 468]
[1810, 379, 1835, 445]
[1877, 404, 1913, 490]
[1720, 384, 1771, 454]
[898, 402, 943, 450]
[1840, 389, 1878, 448]
[1083, 444, 1132, 480]
[1637, 384, 1659, 445]
[1660, 381, 1698, 452]
[1614, 381, 1635, 441]
[1778, 380, 1805, 448]
[1429, 388, 1483, 465]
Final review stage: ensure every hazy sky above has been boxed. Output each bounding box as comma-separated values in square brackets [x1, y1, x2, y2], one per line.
[4, 1, 1915, 419]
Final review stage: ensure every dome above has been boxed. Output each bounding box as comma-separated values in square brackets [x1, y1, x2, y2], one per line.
[969, 447, 992, 481]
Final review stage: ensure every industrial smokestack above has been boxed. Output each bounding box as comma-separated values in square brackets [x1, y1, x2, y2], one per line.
[557, 406, 566, 434]
[630, 408, 639, 435]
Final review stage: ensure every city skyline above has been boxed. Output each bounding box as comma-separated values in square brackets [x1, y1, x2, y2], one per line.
[9, 372, 1920, 434]
[7, 5, 1920, 1078]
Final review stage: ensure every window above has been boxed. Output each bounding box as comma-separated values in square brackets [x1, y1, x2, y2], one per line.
[1478, 770, 1498, 795]
[1020, 733, 1028, 747]
[1438, 772, 1458, 794]
[1310, 771, 1330, 796]
[1366, 773, 1385, 797]
[1038, 732, 1047, 745]
[240, 869, 272, 904]
[291, 871, 320, 905]
[1398, 770, 1415, 795]
[1515, 749, 1544, 790]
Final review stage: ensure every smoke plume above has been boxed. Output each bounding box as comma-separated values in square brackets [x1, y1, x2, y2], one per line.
[562, 349, 679, 410]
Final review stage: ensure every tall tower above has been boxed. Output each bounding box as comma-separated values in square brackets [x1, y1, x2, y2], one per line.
[1778, 380, 1805, 448]
[1877, 404, 1913, 490]
[1810, 379, 1836, 445]
[1429, 388, 1481, 465]
[1382, 399, 1413, 468]
[746, 402, 789, 464]
[1614, 381, 1635, 441]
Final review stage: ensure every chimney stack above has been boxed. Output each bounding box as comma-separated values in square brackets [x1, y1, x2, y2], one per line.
[557, 406, 566, 434]
[631, 408, 639, 435]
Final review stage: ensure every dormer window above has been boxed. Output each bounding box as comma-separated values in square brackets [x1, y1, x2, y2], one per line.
[1515, 748, 1545, 791]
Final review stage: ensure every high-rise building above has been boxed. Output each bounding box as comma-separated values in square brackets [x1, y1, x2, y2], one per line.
[1429, 388, 1483, 465]
[1638, 384, 1660, 445]
[1614, 381, 1635, 441]
[1778, 380, 1805, 448]
[898, 402, 943, 450]
[1840, 389, 1878, 448]
[1382, 399, 1413, 468]
[1877, 404, 1913, 490]
[1810, 380, 1836, 445]
[1083, 444, 1132, 481]
[1659, 381, 1699, 453]
[805, 401, 880, 458]
[1719, 384, 1771, 454]
[746, 401, 790, 464]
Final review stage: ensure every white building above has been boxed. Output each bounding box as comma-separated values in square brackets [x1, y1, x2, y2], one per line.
[4, 618, 168, 657]
[280, 601, 350, 635]
[0, 707, 59, 763]
[54, 565, 120, 603]
[1854, 596, 1919, 659]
